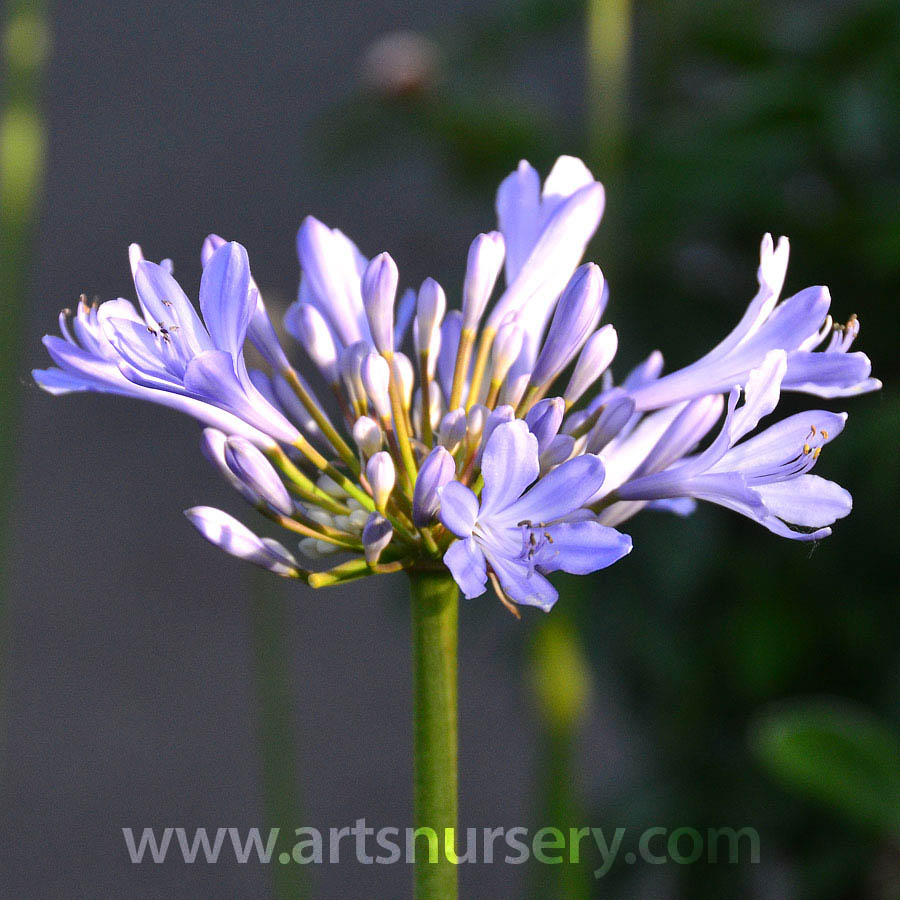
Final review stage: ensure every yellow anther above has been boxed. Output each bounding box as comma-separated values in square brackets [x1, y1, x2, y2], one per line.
[821, 429, 828, 439]
[812, 447, 821, 459]
[803, 443, 811, 455]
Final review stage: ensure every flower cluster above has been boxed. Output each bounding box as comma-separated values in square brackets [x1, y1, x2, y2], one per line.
[35, 156, 880, 612]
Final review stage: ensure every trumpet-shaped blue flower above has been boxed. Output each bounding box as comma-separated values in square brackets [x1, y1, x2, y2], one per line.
[439, 420, 632, 610]
[626, 235, 880, 411]
[614, 352, 851, 539]
[34, 241, 298, 446]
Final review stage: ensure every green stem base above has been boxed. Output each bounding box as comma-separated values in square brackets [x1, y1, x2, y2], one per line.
[409, 570, 459, 900]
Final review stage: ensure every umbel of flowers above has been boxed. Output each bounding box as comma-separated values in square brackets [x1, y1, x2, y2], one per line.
[35, 156, 880, 612]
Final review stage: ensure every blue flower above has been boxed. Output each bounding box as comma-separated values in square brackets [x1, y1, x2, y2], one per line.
[34, 241, 299, 446]
[439, 420, 632, 611]
[614, 351, 852, 540]
[625, 235, 879, 411]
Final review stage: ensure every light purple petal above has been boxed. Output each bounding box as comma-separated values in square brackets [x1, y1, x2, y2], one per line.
[753, 475, 852, 528]
[296, 216, 370, 346]
[508, 453, 606, 524]
[487, 551, 558, 612]
[32, 367, 98, 395]
[782, 350, 874, 397]
[133, 258, 211, 357]
[495, 161, 541, 283]
[647, 497, 697, 517]
[711, 410, 847, 474]
[199, 241, 254, 357]
[534, 520, 632, 574]
[488, 181, 605, 341]
[201, 233, 227, 267]
[479, 420, 539, 518]
[183, 350, 300, 444]
[444, 537, 488, 599]
[439, 482, 480, 538]
[727, 350, 787, 444]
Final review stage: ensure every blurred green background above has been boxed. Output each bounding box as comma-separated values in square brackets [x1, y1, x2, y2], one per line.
[2, 0, 898, 897]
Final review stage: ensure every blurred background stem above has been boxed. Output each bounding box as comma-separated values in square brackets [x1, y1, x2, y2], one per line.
[249, 571, 307, 900]
[586, 0, 631, 172]
[529, 611, 593, 898]
[0, 0, 50, 777]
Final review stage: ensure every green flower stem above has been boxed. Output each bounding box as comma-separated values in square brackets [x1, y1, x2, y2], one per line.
[409, 570, 459, 900]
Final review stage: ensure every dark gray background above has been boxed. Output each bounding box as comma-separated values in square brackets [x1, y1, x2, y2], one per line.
[2, 3, 634, 898]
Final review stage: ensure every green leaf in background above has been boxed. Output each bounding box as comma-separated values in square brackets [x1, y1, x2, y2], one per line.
[751, 698, 900, 836]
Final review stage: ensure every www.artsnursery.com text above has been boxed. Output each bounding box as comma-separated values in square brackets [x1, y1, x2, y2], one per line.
[123, 822, 760, 878]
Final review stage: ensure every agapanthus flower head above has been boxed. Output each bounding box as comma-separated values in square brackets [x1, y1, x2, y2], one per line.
[35, 156, 880, 612]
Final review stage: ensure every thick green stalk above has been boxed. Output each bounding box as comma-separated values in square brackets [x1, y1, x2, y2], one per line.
[409, 570, 459, 900]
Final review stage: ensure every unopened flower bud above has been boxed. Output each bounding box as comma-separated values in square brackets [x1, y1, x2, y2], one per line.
[285, 302, 339, 383]
[362, 252, 398, 355]
[412, 446, 456, 527]
[185, 507, 299, 576]
[362, 513, 394, 565]
[225, 436, 294, 516]
[341, 341, 370, 411]
[416, 277, 446, 349]
[531, 263, 604, 387]
[366, 451, 396, 512]
[525, 397, 565, 454]
[437, 408, 467, 453]
[352, 416, 383, 458]
[437, 310, 463, 397]
[491, 319, 524, 386]
[414, 318, 441, 376]
[466, 404, 488, 448]
[200, 428, 257, 505]
[360, 352, 391, 419]
[463, 232, 505, 330]
[586, 393, 635, 453]
[393, 353, 414, 410]
[539, 434, 575, 473]
[564, 324, 618, 406]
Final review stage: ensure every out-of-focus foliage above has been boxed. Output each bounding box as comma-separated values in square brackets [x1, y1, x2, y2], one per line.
[751, 699, 900, 835]
[331, 0, 900, 896]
